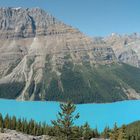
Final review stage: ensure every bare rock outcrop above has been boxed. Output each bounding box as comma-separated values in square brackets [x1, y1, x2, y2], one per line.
[0, 129, 55, 140]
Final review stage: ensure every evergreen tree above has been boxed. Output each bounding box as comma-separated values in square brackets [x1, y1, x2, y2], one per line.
[102, 126, 110, 139]
[51, 101, 79, 140]
[23, 119, 28, 134]
[0, 113, 4, 133]
[72, 126, 82, 139]
[4, 114, 10, 129]
[112, 123, 119, 140]
[94, 127, 100, 138]
[16, 118, 22, 132]
[11, 116, 16, 130]
[82, 122, 93, 140]
[118, 125, 128, 140]
[28, 119, 35, 135]
[47, 126, 56, 136]
[36, 122, 43, 136]
[0, 113, 3, 128]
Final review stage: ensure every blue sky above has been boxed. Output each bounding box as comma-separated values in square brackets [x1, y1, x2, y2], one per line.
[1, 0, 140, 36]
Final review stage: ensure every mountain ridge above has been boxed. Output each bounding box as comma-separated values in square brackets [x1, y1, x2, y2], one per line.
[103, 33, 140, 68]
[0, 7, 140, 103]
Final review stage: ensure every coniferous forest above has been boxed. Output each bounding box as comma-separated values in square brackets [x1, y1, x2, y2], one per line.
[0, 102, 139, 140]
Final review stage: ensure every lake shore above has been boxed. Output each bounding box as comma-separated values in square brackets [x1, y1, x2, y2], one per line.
[0, 99, 140, 132]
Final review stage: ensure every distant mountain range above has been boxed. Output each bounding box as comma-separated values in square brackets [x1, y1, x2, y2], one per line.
[95, 33, 140, 68]
[0, 7, 140, 103]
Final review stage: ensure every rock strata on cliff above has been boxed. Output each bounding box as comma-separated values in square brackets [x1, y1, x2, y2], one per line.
[0, 7, 140, 103]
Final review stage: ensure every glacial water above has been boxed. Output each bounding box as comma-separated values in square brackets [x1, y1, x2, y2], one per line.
[0, 99, 140, 132]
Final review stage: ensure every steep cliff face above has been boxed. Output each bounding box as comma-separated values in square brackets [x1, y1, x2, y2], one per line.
[0, 7, 58, 38]
[0, 7, 140, 103]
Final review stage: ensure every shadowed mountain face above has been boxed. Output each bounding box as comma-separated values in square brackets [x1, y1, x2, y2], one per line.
[0, 7, 140, 103]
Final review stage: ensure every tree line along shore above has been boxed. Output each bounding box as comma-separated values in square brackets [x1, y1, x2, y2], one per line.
[0, 102, 139, 140]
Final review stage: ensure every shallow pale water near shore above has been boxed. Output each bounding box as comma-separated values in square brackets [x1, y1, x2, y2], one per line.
[0, 99, 140, 132]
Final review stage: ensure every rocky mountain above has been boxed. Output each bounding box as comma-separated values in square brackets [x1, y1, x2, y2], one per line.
[0, 7, 140, 103]
[103, 33, 140, 68]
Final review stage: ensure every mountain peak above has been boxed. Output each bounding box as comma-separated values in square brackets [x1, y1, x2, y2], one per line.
[0, 7, 139, 103]
[0, 7, 59, 38]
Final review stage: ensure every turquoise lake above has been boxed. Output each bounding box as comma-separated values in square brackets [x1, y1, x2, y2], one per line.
[0, 99, 140, 132]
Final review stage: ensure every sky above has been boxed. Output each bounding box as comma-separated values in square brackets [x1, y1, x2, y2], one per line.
[0, 0, 140, 36]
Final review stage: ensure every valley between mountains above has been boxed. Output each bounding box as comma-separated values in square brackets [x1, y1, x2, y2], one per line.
[0, 7, 140, 103]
